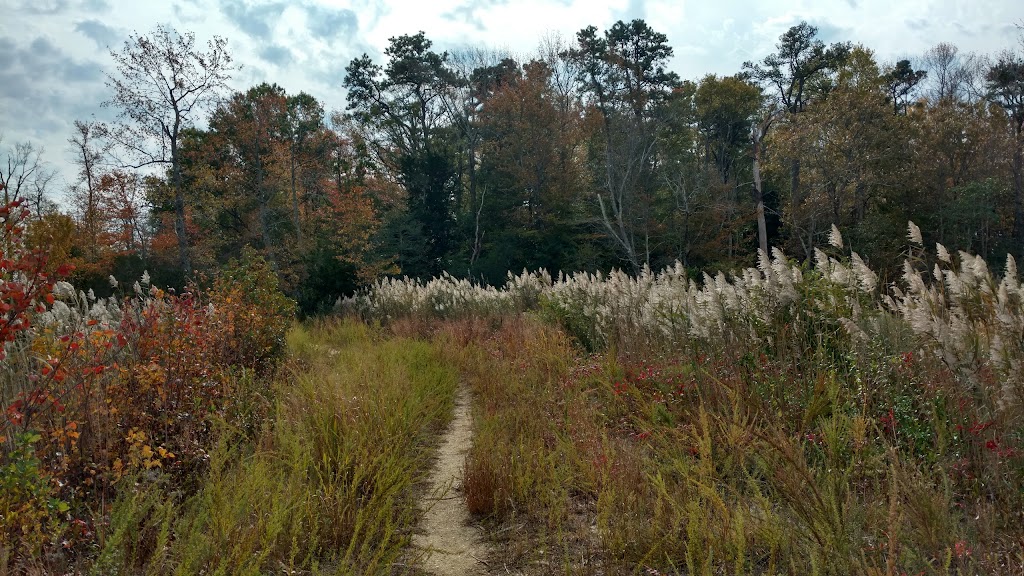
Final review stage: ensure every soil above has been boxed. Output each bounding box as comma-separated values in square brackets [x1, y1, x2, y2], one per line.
[411, 387, 490, 575]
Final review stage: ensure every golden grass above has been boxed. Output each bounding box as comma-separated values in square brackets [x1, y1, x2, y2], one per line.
[90, 318, 458, 575]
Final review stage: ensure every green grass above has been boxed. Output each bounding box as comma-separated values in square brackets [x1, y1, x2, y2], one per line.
[91, 318, 458, 575]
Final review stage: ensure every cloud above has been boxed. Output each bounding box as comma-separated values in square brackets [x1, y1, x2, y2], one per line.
[304, 3, 359, 41]
[258, 44, 293, 66]
[808, 19, 854, 45]
[74, 19, 122, 50]
[0, 35, 108, 138]
[906, 18, 929, 31]
[19, 0, 70, 14]
[172, 1, 206, 24]
[443, 4, 490, 30]
[81, 0, 110, 11]
[220, 0, 288, 40]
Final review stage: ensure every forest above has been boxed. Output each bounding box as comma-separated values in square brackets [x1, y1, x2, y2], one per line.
[3, 16, 1024, 575]
[2, 20, 1022, 312]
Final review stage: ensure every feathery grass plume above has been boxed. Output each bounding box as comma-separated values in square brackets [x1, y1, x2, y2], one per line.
[349, 226, 1024, 422]
[936, 242, 951, 263]
[53, 281, 76, 299]
[907, 220, 923, 245]
[850, 252, 878, 293]
[838, 317, 869, 342]
[828, 223, 844, 249]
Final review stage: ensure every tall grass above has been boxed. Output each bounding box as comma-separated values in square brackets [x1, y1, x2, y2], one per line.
[90, 319, 458, 575]
[351, 226, 1024, 575]
[432, 317, 606, 573]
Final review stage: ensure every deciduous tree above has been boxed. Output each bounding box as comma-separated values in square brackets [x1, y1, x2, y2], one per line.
[103, 24, 234, 276]
[0, 138, 56, 213]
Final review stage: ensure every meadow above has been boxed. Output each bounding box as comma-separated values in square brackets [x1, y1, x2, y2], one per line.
[3, 212, 1023, 575]
[343, 222, 1024, 575]
[5, 13, 1023, 575]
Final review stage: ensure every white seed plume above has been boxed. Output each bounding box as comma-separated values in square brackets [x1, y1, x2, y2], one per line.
[53, 281, 76, 299]
[828, 224, 844, 250]
[907, 221, 923, 245]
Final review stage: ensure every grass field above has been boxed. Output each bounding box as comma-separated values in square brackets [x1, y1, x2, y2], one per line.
[5, 233, 1023, 575]
[353, 236, 1024, 575]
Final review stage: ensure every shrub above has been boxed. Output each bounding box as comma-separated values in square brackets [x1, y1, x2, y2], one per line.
[1, 198, 298, 567]
[208, 248, 297, 374]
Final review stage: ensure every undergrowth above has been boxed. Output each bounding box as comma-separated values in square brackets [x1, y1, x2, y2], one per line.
[90, 319, 458, 575]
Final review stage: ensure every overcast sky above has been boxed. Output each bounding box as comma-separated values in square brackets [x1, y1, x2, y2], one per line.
[2, 0, 1021, 195]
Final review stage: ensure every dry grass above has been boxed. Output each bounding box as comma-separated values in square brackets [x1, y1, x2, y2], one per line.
[83, 318, 459, 575]
[417, 312, 1023, 574]
[379, 232, 1024, 574]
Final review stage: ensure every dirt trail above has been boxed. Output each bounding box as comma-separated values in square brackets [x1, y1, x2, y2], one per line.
[412, 387, 489, 575]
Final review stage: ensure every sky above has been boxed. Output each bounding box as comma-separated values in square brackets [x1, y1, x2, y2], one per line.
[1, 0, 1021, 195]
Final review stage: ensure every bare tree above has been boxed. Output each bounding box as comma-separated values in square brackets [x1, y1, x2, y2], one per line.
[26, 169, 59, 219]
[537, 32, 583, 119]
[103, 25, 234, 275]
[68, 119, 108, 248]
[0, 136, 58, 214]
[751, 111, 776, 256]
[920, 42, 986, 104]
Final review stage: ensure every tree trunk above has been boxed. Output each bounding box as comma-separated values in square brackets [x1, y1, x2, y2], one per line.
[255, 142, 277, 272]
[170, 139, 191, 276]
[792, 157, 815, 261]
[598, 127, 640, 272]
[470, 185, 485, 269]
[260, 199, 274, 264]
[752, 123, 769, 256]
[790, 157, 801, 222]
[598, 192, 639, 272]
[291, 149, 302, 247]
[79, 134, 98, 250]
[1013, 139, 1023, 252]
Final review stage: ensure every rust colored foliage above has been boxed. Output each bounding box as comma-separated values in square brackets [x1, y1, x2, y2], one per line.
[1, 191, 295, 561]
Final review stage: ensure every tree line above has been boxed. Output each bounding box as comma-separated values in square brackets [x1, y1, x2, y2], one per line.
[2, 20, 1022, 313]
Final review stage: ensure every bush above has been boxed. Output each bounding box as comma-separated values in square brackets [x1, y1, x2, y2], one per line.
[1, 199, 298, 568]
[208, 248, 297, 374]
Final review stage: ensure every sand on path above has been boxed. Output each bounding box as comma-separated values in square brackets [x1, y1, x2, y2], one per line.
[411, 387, 489, 575]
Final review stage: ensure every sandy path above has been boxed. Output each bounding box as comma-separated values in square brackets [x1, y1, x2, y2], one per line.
[412, 387, 489, 575]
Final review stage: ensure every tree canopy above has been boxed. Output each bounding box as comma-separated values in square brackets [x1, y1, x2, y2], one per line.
[13, 21, 1022, 312]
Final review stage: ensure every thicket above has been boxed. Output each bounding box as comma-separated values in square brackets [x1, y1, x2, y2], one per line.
[0, 193, 297, 571]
